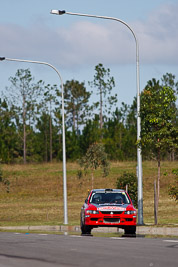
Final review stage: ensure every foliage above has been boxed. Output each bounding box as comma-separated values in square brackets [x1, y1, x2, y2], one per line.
[0, 166, 10, 193]
[168, 168, 178, 201]
[0, 98, 18, 163]
[172, 168, 178, 175]
[64, 80, 91, 132]
[89, 63, 117, 129]
[103, 103, 137, 160]
[140, 78, 178, 206]
[116, 172, 138, 208]
[79, 143, 110, 188]
[140, 80, 177, 154]
[80, 115, 101, 154]
[6, 69, 44, 163]
[161, 73, 178, 94]
[0, 68, 177, 163]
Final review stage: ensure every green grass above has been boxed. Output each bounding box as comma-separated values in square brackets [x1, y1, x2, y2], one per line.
[0, 161, 177, 226]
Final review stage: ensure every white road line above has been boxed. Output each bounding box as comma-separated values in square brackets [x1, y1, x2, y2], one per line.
[110, 237, 125, 240]
[38, 234, 48, 236]
[163, 240, 178, 243]
[70, 235, 82, 238]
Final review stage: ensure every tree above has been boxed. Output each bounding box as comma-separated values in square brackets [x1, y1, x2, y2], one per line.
[140, 78, 178, 223]
[89, 63, 117, 130]
[80, 115, 101, 155]
[161, 73, 178, 160]
[125, 97, 137, 160]
[36, 112, 50, 162]
[116, 172, 138, 208]
[43, 84, 59, 162]
[7, 69, 43, 163]
[161, 73, 178, 95]
[103, 108, 125, 160]
[0, 165, 10, 193]
[64, 80, 91, 132]
[103, 102, 137, 161]
[0, 98, 18, 163]
[79, 143, 110, 189]
[53, 106, 63, 161]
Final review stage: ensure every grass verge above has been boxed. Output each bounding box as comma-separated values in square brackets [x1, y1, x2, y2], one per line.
[0, 161, 177, 226]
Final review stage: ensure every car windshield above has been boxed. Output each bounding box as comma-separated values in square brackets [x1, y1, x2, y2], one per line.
[89, 192, 130, 205]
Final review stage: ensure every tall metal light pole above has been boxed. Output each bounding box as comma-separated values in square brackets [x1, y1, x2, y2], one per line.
[50, 10, 143, 225]
[0, 56, 68, 224]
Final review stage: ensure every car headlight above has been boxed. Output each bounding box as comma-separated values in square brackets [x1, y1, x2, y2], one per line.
[86, 210, 99, 214]
[124, 210, 137, 215]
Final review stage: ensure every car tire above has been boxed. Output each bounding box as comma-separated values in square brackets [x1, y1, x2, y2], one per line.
[81, 217, 92, 235]
[124, 226, 136, 235]
[81, 225, 92, 235]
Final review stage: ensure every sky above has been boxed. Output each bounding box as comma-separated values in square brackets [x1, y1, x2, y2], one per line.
[0, 0, 178, 107]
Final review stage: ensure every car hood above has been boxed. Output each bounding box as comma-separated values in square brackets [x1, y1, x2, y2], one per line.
[88, 203, 134, 211]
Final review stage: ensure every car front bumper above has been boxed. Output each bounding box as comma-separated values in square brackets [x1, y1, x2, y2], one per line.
[84, 214, 137, 227]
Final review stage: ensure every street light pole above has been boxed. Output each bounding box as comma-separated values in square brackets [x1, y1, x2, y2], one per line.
[0, 56, 68, 225]
[50, 10, 143, 225]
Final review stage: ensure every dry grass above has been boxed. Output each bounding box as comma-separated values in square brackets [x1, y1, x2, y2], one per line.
[0, 161, 177, 226]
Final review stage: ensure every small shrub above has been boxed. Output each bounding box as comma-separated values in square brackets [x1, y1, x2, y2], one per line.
[77, 170, 83, 180]
[168, 168, 178, 201]
[79, 143, 110, 188]
[0, 166, 10, 193]
[0, 167, 3, 182]
[172, 168, 178, 176]
[116, 172, 137, 208]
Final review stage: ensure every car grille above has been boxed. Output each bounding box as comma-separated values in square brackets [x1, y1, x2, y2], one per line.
[101, 211, 123, 215]
[104, 218, 120, 223]
[90, 218, 98, 221]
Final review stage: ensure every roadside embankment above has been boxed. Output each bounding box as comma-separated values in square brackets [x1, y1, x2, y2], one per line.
[0, 225, 178, 237]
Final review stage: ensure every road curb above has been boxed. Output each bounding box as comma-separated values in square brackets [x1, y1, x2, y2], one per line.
[0, 225, 178, 236]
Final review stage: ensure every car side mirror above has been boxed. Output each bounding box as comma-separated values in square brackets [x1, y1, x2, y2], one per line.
[85, 199, 88, 204]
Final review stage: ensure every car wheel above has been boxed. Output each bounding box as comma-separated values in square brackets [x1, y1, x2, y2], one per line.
[81, 217, 92, 235]
[81, 225, 92, 235]
[124, 226, 136, 235]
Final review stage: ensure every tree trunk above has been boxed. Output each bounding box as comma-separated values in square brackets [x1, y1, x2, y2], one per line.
[23, 122, 26, 164]
[45, 129, 48, 163]
[156, 148, 161, 222]
[49, 100, 53, 163]
[157, 148, 161, 204]
[154, 180, 158, 225]
[49, 115, 52, 163]
[23, 93, 26, 164]
[100, 85, 103, 130]
[119, 128, 122, 150]
[171, 150, 175, 161]
[91, 170, 94, 189]
[73, 100, 76, 132]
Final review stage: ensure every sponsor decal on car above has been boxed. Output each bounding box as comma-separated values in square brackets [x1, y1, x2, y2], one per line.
[97, 206, 126, 211]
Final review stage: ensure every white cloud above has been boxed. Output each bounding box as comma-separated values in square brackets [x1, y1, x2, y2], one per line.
[0, 3, 178, 69]
[136, 3, 178, 64]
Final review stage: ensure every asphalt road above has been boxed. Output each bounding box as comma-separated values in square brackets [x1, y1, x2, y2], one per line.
[0, 232, 177, 267]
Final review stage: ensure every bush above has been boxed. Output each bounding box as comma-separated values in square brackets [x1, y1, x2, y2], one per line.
[0, 166, 10, 193]
[116, 172, 137, 208]
[0, 167, 3, 182]
[168, 168, 178, 201]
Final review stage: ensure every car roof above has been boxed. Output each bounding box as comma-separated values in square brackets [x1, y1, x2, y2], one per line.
[91, 189, 125, 193]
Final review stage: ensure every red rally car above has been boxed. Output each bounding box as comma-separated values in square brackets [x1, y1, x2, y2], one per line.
[80, 188, 137, 235]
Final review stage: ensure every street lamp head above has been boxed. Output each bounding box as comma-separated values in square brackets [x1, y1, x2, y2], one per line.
[50, 10, 66, 15]
[0, 57, 5, 61]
